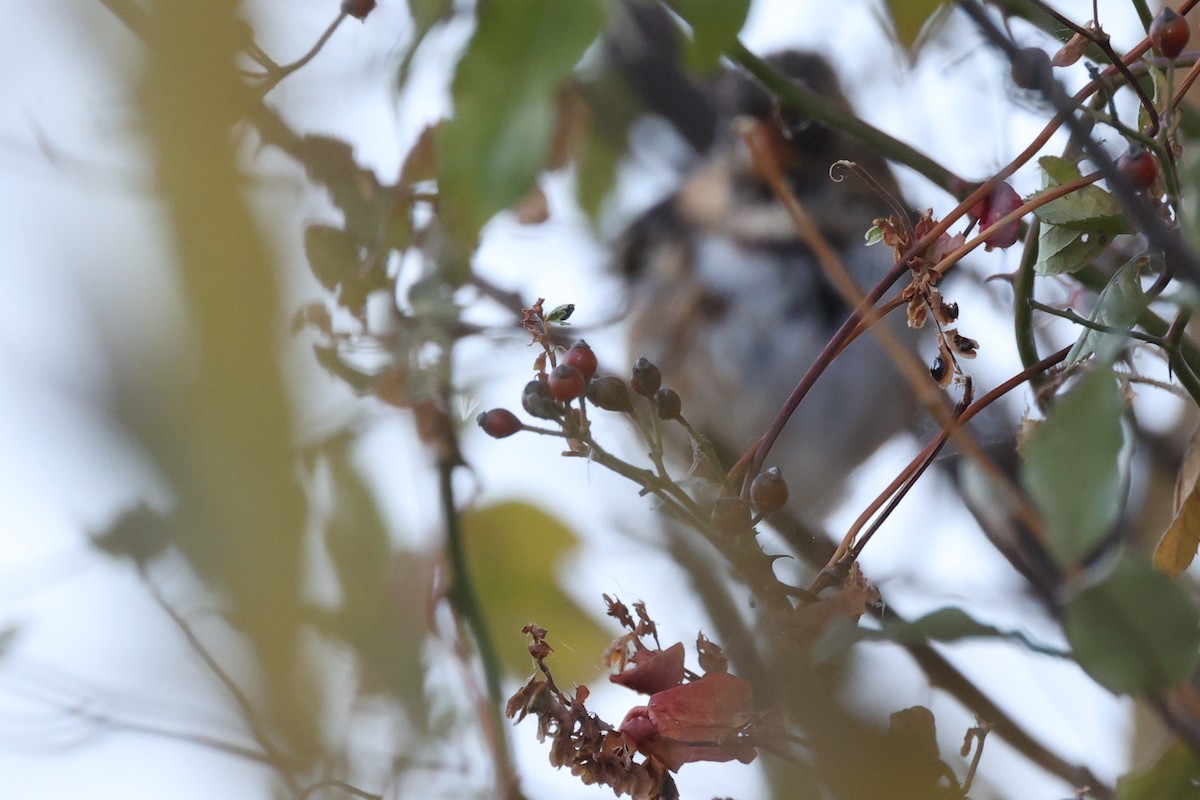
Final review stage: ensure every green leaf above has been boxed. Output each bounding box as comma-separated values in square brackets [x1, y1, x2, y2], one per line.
[1118, 741, 1200, 800]
[672, 0, 751, 73]
[1035, 215, 1115, 276]
[1033, 156, 1129, 234]
[462, 501, 611, 684]
[814, 607, 1067, 662]
[546, 303, 575, 323]
[1064, 556, 1200, 694]
[1067, 257, 1150, 365]
[576, 128, 621, 223]
[437, 0, 604, 244]
[865, 225, 885, 246]
[1022, 366, 1126, 568]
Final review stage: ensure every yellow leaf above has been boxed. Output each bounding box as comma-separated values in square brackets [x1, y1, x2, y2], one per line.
[462, 501, 612, 685]
[884, 0, 949, 58]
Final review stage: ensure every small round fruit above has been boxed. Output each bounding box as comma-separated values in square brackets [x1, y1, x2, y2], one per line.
[587, 375, 633, 413]
[562, 340, 598, 382]
[631, 357, 662, 397]
[1117, 147, 1159, 190]
[968, 181, 1023, 250]
[929, 355, 949, 385]
[477, 408, 521, 439]
[653, 387, 682, 420]
[1151, 8, 1191, 59]
[1010, 46, 1052, 90]
[750, 467, 789, 514]
[548, 364, 587, 402]
[341, 0, 376, 19]
[522, 379, 559, 420]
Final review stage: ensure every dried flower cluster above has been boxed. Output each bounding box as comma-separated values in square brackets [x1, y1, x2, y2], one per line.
[506, 599, 759, 800]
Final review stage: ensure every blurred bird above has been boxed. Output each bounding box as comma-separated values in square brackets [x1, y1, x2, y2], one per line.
[604, 11, 1065, 597]
[610, 31, 921, 523]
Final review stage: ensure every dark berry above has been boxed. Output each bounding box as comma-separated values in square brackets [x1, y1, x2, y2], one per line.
[653, 387, 682, 420]
[477, 408, 521, 439]
[548, 364, 586, 402]
[1010, 47, 1052, 90]
[968, 181, 1023, 250]
[341, 0, 376, 20]
[630, 357, 662, 397]
[562, 339, 598, 382]
[930, 355, 949, 385]
[711, 497, 753, 537]
[1151, 8, 1190, 59]
[587, 375, 633, 413]
[522, 379, 559, 420]
[1117, 147, 1159, 190]
[750, 467, 789, 514]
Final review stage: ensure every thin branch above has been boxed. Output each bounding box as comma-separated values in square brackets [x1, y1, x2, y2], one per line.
[144, 576, 301, 791]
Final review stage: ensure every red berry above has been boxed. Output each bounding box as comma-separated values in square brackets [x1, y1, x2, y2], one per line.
[477, 408, 521, 439]
[1151, 8, 1191, 59]
[562, 339, 598, 382]
[548, 364, 586, 402]
[750, 467, 789, 514]
[968, 181, 1023, 250]
[1117, 147, 1159, 190]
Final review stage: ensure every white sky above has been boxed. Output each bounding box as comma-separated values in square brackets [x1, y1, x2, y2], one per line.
[0, 0, 1183, 798]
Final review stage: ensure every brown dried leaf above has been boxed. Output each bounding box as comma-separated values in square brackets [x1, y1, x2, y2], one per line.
[1155, 469, 1200, 578]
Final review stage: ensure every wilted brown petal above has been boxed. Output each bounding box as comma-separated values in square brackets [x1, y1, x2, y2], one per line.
[611, 642, 686, 695]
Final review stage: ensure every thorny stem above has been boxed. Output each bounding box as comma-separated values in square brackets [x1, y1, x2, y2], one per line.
[437, 459, 526, 800]
[739, 121, 1043, 538]
[1027, 0, 1159, 135]
[959, 0, 1200, 289]
[1029, 299, 1171, 347]
[1013, 216, 1044, 392]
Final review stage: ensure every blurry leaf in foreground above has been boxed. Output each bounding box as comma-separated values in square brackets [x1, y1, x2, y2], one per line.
[135, 0, 317, 761]
[1117, 740, 1200, 800]
[91, 505, 171, 569]
[883, 0, 951, 58]
[1021, 366, 1126, 569]
[462, 501, 610, 685]
[437, 0, 604, 243]
[672, 0, 751, 73]
[1063, 556, 1200, 694]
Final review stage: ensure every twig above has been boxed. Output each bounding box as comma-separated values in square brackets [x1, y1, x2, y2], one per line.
[250, 13, 349, 96]
[144, 577, 301, 791]
[297, 778, 384, 800]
